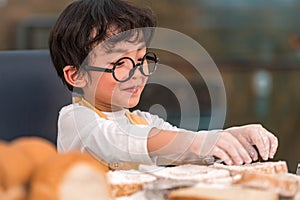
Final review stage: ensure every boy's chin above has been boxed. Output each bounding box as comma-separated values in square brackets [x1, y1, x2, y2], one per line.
[125, 100, 140, 109]
[126, 103, 139, 109]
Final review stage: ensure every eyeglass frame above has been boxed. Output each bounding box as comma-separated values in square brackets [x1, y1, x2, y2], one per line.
[83, 52, 158, 82]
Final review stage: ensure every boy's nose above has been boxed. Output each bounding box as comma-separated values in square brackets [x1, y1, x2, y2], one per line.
[129, 50, 146, 80]
[131, 64, 144, 80]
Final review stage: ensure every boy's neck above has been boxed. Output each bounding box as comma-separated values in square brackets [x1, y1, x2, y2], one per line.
[82, 96, 123, 112]
[98, 104, 124, 112]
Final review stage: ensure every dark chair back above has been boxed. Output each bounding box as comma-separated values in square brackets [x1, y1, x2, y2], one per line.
[0, 50, 71, 144]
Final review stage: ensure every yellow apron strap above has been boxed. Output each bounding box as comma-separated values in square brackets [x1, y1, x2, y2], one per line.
[73, 96, 148, 125]
[125, 111, 148, 125]
[108, 162, 141, 170]
[72, 96, 108, 120]
[72, 96, 149, 170]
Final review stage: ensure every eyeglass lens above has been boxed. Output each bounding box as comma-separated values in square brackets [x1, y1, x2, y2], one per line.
[113, 52, 157, 82]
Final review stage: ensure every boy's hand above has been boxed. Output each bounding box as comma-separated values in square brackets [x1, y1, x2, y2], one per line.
[209, 124, 278, 165]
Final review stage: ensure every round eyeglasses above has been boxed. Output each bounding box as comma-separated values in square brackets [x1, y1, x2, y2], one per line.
[84, 52, 158, 82]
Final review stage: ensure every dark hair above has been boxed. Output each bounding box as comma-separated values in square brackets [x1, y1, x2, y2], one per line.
[49, 0, 156, 92]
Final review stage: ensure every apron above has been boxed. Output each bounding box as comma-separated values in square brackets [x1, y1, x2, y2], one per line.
[73, 96, 149, 170]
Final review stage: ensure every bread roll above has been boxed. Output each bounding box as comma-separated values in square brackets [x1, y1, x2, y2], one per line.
[211, 161, 297, 197]
[0, 143, 33, 189]
[234, 172, 300, 197]
[151, 164, 231, 184]
[10, 137, 57, 167]
[28, 152, 111, 200]
[211, 161, 288, 175]
[0, 185, 27, 200]
[107, 170, 156, 197]
[169, 184, 279, 200]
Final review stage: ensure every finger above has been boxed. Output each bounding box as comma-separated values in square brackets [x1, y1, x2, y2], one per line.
[265, 131, 278, 159]
[260, 130, 271, 159]
[238, 136, 258, 162]
[250, 129, 269, 160]
[210, 146, 233, 165]
[223, 135, 252, 164]
[216, 134, 245, 165]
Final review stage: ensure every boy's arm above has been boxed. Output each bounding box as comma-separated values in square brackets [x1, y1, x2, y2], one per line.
[147, 127, 216, 165]
[147, 125, 278, 166]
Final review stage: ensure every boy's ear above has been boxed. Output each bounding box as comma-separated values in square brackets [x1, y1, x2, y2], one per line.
[63, 66, 87, 88]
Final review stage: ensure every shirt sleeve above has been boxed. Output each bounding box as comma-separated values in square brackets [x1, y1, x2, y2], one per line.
[132, 110, 223, 161]
[132, 110, 181, 131]
[57, 105, 154, 164]
[134, 110, 223, 134]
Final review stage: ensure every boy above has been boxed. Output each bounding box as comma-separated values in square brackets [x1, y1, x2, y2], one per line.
[49, 0, 278, 169]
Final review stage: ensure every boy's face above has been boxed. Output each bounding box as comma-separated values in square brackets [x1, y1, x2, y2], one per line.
[83, 41, 148, 111]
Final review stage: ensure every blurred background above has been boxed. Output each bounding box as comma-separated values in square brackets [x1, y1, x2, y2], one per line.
[0, 0, 300, 172]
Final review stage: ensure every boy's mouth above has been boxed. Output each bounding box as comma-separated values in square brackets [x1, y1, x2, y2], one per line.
[122, 86, 140, 94]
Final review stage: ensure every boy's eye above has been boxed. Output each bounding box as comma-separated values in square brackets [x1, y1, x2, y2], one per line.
[114, 61, 125, 67]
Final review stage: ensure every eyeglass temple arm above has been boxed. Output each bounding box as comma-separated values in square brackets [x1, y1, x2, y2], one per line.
[84, 65, 114, 73]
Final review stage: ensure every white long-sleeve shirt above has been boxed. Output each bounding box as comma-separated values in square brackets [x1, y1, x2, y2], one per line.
[57, 103, 181, 164]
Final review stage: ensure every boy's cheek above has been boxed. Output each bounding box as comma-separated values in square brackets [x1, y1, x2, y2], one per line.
[95, 76, 117, 93]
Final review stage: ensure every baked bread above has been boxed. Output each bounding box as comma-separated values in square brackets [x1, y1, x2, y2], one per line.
[0, 142, 33, 189]
[210, 161, 299, 197]
[234, 172, 300, 197]
[168, 183, 279, 200]
[28, 151, 111, 200]
[148, 161, 294, 199]
[0, 185, 27, 200]
[10, 136, 57, 167]
[107, 170, 157, 197]
[211, 161, 288, 175]
[150, 164, 232, 184]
